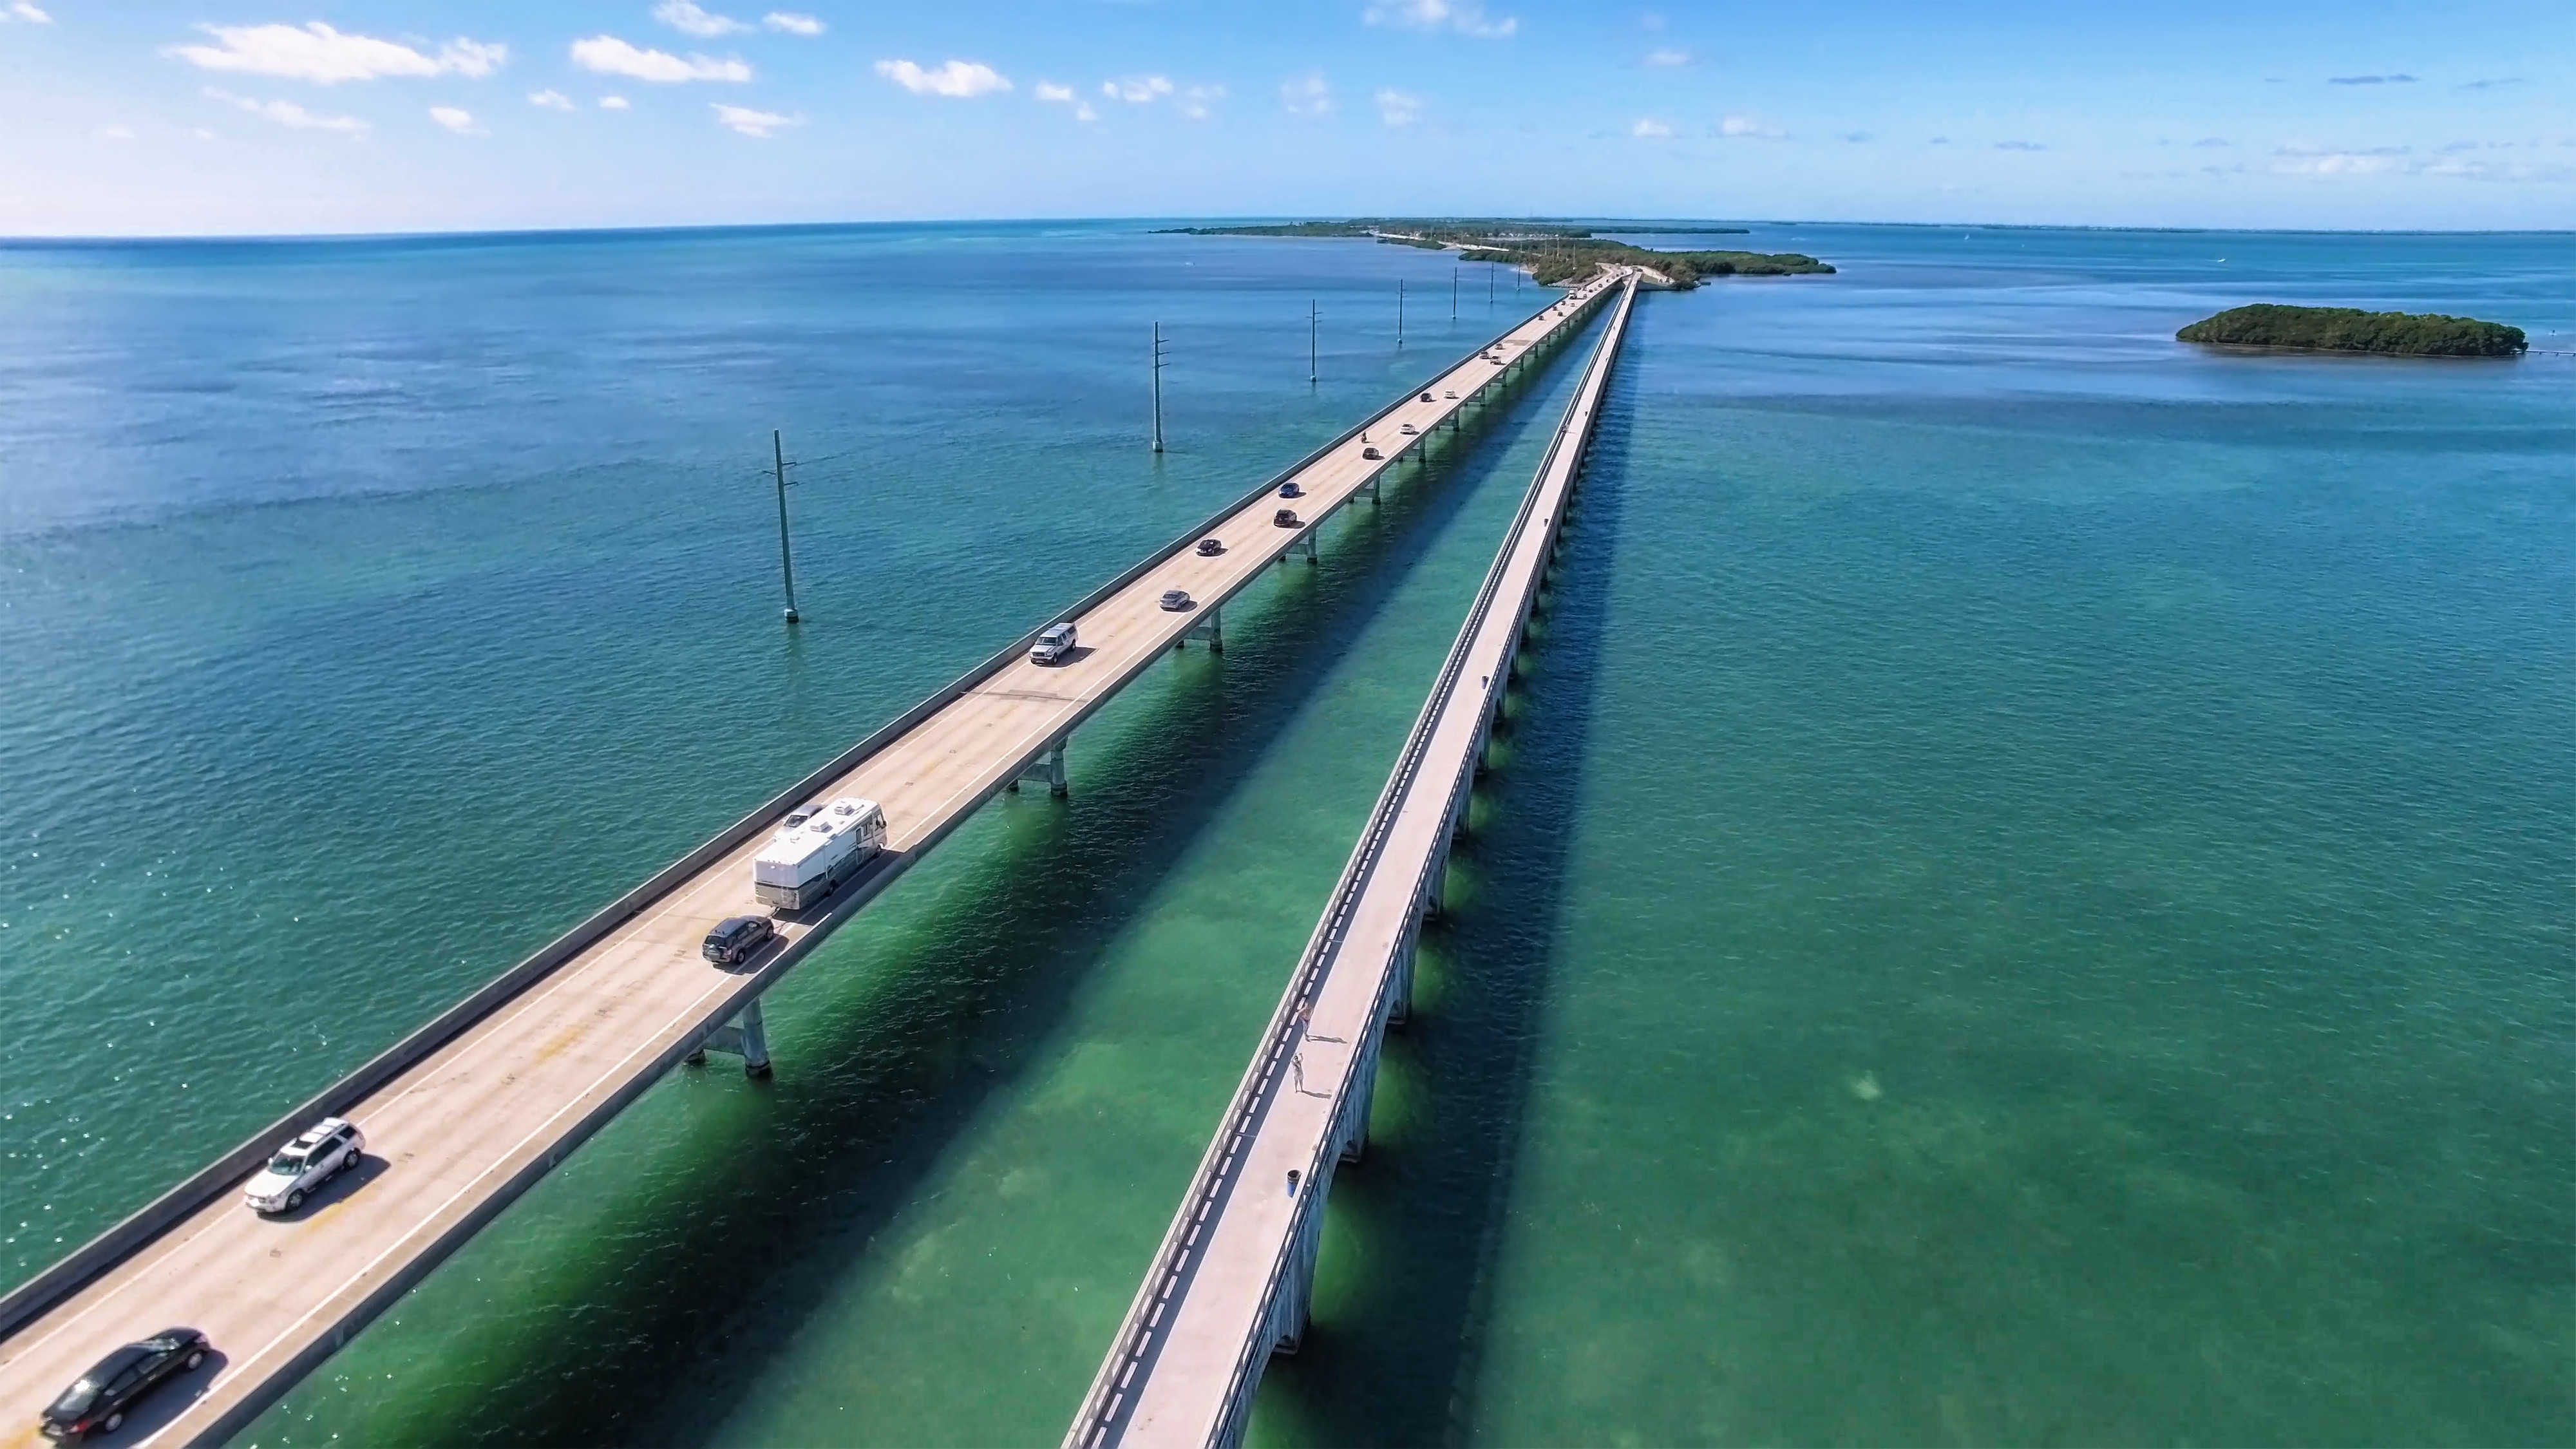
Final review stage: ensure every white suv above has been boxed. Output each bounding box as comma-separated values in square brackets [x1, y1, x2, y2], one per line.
[243, 1117, 365, 1215]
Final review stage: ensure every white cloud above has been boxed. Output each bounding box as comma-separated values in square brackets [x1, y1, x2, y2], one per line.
[1365, 0, 1515, 38]
[1035, 80, 1098, 121]
[167, 23, 506, 84]
[764, 12, 824, 35]
[2, 2, 53, 23]
[2272, 142, 2410, 176]
[1643, 47, 1690, 67]
[203, 87, 368, 136]
[1993, 138, 2045, 151]
[529, 88, 575, 111]
[712, 102, 800, 136]
[1631, 117, 1672, 138]
[1103, 74, 1174, 104]
[430, 106, 481, 134]
[876, 58, 1010, 97]
[1280, 70, 1331, 115]
[1178, 83, 1226, 120]
[654, 1, 746, 37]
[192, 126, 217, 140]
[599, 95, 631, 110]
[97, 125, 136, 140]
[1718, 113, 1785, 138]
[571, 35, 750, 83]
[1376, 88, 1422, 126]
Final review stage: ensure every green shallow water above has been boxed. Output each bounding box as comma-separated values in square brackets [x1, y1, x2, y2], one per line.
[1, 223, 2568, 1447]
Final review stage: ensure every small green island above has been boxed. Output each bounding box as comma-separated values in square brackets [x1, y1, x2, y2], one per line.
[1158, 218, 1834, 289]
[2177, 303, 2526, 357]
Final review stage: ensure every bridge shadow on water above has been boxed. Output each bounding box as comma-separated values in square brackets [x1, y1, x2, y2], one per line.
[257, 327, 1605, 1449]
[1247, 342, 1636, 1447]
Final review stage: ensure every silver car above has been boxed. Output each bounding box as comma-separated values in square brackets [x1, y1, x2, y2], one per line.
[243, 1117, 364, 1215]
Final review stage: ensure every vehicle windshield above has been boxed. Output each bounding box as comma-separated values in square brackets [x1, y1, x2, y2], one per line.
[48, 1379, 102, 1416]
[267, 1151, 307, 1174]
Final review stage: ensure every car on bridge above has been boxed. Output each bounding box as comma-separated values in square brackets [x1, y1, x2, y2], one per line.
[1277, 482, 1302, 498]
[1361, 447, 1383, 460]
[1030, 622, 1077, 665]
[40, 1328, 209, 1442]
[243, 1118, 363, 1215]
[1195, 538, 1224, 556]
[1159, 589, 1193, 612]
[1399, 423, 1418, 435]
[1274, 509, 1302, 528]
[1418, 392, 1434, 402]
[702, 914, 775, 967]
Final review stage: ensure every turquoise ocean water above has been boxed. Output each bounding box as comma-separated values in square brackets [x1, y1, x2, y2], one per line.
[0, 222, 2566, 1446]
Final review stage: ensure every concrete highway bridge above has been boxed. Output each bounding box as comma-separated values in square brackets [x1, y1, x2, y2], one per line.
[0, 268, 1634, 1448]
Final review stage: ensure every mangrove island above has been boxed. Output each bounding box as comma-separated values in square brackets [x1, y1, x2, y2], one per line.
[1158, 218, 1835, 289]
[2177, 303, 2527, 357]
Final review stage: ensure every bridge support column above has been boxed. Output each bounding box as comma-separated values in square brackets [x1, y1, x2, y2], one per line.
[1338, 1030, 1382, 1165]
[1293, 531, 1319, 565]
[686, 996, 773, 1077]
[1007, 739, 1070, 798]
[1180, 604, 1223, 652]
[1390, 902, 1423, 1026]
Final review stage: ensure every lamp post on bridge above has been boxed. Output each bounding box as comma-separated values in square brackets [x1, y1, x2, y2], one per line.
[1397, 279, 1405, 347]
[1309, 299, 1319, 384]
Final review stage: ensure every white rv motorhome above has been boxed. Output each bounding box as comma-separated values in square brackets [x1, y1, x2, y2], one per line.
[752, 797, 887, 910]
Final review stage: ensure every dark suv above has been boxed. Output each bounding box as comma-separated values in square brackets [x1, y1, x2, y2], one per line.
[703, 915, 775, 966]
[41, 1329, 209, 1441]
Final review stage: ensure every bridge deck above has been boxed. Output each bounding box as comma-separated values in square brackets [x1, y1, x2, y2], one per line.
[0, 274, 1625, 1449]
[1070, 273, 1640, 1449]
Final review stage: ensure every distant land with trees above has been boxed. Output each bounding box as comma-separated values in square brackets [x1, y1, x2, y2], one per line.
[1158, 218, 1835, 288]
[2178, 304, 2527, 357]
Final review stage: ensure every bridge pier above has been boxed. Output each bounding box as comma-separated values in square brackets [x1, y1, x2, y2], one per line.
[1291, 531, 1319, 565]
[1181, 604, 1223, 652]
[1007, 738, 1070, 797]
[685, 996, 773, 1077]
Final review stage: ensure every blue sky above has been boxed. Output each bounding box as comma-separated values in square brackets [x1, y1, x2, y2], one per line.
[3, 1, 2570, 236]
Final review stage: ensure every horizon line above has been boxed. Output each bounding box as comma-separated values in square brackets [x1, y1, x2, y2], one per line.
[5, 214, 2573, 247]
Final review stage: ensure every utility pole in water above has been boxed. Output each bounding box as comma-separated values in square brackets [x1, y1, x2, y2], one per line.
[772, 429, 800, 625]
[1308, 299, 1319, 383]
[1151, 322, 1167, 453]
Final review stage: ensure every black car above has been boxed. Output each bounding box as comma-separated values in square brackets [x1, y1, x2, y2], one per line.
[1361, 447, 1383, 460]
[1419, 391, 1434, 402]
[1276, 482, 1302, 499]
[1194, 538, 1224, 557]
[703, 915, 775, 966]
[42, 1329, 208, 1442]
[1273, 509, 1302, 528]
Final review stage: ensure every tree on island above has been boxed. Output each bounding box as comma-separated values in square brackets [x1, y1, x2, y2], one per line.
[2178, 304, 2526, 358]
[1158, 218, 1833, 289]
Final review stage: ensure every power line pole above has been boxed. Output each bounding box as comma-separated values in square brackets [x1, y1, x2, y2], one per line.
[1452, 265, 1459, 321]
[1308, 299, 1319, 383]
[1397, 279, 1405, 346]
[772, 428, 799, 625]
[1151, 322, 1166, 453]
